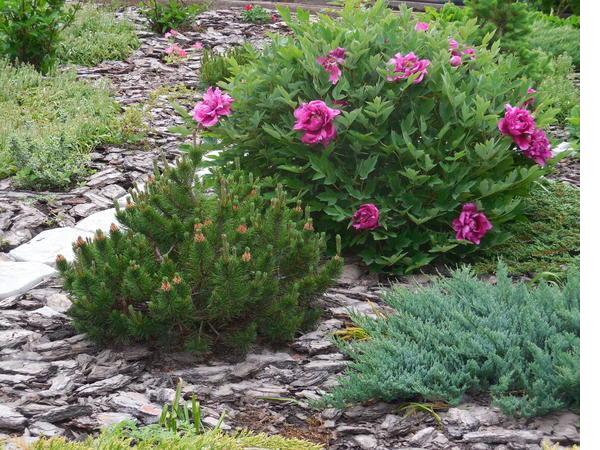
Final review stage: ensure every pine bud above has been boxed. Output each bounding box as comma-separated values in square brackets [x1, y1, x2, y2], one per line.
[172, 274, 182, 285]
[303, 221, 314, 231]
[232, 204, 239, 211]
[161, 280, 172, 292]
[95, 230, 105, 241]
[249, 188, 257, 197]
[194, 232, 206, 243]
[241, 250, 252, 262]
[203, 219, 213, 226]
[126, 199, 134, 210]
[194, 223, 202, 232]
[56, 254, 66, 264]
[237, 224, 248, 234]
[110, 223, 119, 233]
[294, 205, 303, 213]
[74, 236, 86, 248]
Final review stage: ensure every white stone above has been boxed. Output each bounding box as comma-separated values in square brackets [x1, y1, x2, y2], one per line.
[0, 261, 57, 299]
[46, 293, 72, 313]
[552, 141, 572, 157]
[8, 227, 94, 266]
[75, 208, 122, 234]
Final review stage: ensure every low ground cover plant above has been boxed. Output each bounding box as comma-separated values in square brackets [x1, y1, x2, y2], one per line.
[57, 4, 140, 66]
[0, 60, 135, 190]
[473, 180, 579, 277]
[0, 0, 78, 73]
[140, 0, 207, 34]
[206, 0, 560, 273]
[58, 146, 342, 353]
[325, 263, 579, 417]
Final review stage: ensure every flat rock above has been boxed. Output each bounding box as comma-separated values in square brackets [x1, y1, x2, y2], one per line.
[0, 405, 27, 430]
[74, 374, 132, 396]
[0, 261, 57, 299]
[28, 421, 64, 437]
[463, 429, 545, 444]
[9, 227, 94, 266]
[75, 208, 121, 234]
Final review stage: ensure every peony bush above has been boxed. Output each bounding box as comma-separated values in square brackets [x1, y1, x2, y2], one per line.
[203, 0, 562, 272]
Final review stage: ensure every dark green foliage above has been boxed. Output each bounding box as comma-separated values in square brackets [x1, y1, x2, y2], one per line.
[0, 0, 78, 73]
[465, 0, 531, 44]
[199, 44, 257, 88]
[526, 0, 579, 15]
[207, 0, 557, 273]
[241, 5, 271, 24]
[139, 0, 206, 34]
[326, 264, 580, 417]
[58, 148, 342, 354]
[473, 180, 579, 277]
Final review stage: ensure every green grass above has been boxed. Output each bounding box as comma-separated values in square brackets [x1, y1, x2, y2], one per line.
[23, 421, 322, 450]
[473, 180, 579, 277]
[325, 263, 579, 417]
[0, 60, 142, 190]
[57, 4, 140, 67]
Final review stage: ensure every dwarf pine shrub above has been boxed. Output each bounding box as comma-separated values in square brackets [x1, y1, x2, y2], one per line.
[206, 0, 560, 273]
[325, 264, 579, 417]
[58, 148, 342, 354]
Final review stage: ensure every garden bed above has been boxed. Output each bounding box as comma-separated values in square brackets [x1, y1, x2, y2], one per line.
[0, 3, 580, 449]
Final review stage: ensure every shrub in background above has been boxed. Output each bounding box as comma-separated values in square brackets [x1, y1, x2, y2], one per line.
[207, 0, 559, 273]
[58, 149, 343, 353]
[424, 2, 579, 125]
[0, 61, 134, 189]
[57, 4, 140, 67]
[473, 180, 579, 277]
[199, 44, 258, 88]
[241, 4, 271, 24]
[326, 263, 579, 417]
[140, 0, 206, 34]
[0, 0, 78, 73]
[525, 17, 579, 68]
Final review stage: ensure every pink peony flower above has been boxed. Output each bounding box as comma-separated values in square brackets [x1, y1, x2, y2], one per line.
[293, 100, 341, 146]
[498, 104, 536, 150]
[521, 128, 552, 166]
[192, 42, 204, 50]
[272, 14, 278, 22]
[527, 87, 537, 95]
[452, 203, 492, 245]
[317, 47, 346, 85]
[351, 204, 379, 230]
[244, 4, 253, 10]
[448, 38, 459, 51]
[387, 52, 430, 84]
[462, 47, 476, 59]
[192, 87, 233, 127]
[450, 55, 462, 67]
[415, 21, 429, 32]
[164, 29, 179, 38]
